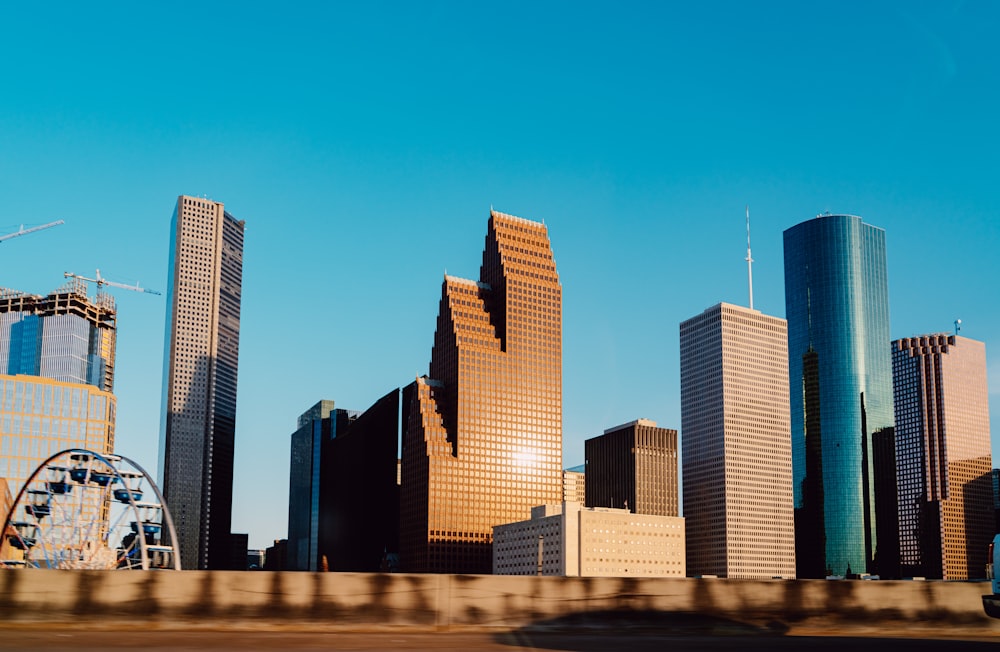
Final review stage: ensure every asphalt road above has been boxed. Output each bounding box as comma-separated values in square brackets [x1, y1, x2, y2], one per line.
[1, 631, 999, 652]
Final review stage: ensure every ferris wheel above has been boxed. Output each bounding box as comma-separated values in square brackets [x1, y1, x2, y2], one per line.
[1, 449, 181, 570]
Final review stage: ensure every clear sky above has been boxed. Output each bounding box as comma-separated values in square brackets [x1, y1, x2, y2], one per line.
[2, 1, 998, 550]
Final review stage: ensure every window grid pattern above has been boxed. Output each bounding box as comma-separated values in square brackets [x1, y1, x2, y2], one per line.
[892, 335, 993, 579]
[783, 215, 894, 577]
[680, 303, 795, 579]
[493, 502, 685, 577]
[585, 420, 679, 517]
[159, 195, 244, 570]
[401, 210, 562, 574]
[0, 374, 116, 499]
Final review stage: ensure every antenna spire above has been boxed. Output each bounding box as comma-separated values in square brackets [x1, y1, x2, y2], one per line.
[745, 205, 754, 309]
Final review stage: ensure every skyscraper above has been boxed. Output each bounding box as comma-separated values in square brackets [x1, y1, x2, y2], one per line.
[584, 419, 678, 516]
[892, 334, 993, 579]
[784, 214, 894, 577]
[400, 209, 562, 574]
[680, 302, 795, 579]
[287, 399, 342, 572]
[288, 394, 402, 572]
[159, 195, 245, 570]
[318, 388, 400, 572]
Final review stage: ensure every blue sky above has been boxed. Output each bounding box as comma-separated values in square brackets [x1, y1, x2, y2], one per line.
[2, 1, 998, 549]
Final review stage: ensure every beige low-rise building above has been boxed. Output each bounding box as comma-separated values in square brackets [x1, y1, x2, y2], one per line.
[493, 501, 685, 577]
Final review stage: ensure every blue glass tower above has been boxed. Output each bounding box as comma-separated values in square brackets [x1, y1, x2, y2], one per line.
[783, 214, 893, 578]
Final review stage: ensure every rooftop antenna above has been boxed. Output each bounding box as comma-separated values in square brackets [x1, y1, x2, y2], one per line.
[954, 318, 961, 335]
[745, 205, 754, 310]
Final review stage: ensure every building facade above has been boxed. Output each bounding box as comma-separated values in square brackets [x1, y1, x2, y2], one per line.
[318, 388, 400, 572]
[562, 465, 585, 505]
[892, 334, 993, 579]
[679, 302, 795, 579]
[0, 282, 117, 392]
[493, 502, 685, 577]
[585, 419, 678, 517]
[287, 399, 341, 572]
[400, 209, 563, 574]
[159, 195, 245, 570]
[0, 375, 116, 500]
[287, 392, 401, 573]
[784, 214, 894, 577]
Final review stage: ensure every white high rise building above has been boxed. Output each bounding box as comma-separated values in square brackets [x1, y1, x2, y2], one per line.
[680, 302, 795, 578]
[159, 195, 245, 570]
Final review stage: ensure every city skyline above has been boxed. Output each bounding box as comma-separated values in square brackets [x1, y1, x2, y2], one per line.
[2, 2, 998, 549]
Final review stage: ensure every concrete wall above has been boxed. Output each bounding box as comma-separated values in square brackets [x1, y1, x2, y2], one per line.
[1, 571, 999, 636]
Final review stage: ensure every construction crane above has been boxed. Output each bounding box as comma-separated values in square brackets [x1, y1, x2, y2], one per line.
[63, 269, 161, 295]
[0, 220, 65, 243]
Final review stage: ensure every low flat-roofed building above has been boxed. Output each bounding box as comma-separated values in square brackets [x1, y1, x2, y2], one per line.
[493, 501, 685, 577]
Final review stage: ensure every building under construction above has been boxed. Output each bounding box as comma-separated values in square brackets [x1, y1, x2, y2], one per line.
[0, 280, 117, 392]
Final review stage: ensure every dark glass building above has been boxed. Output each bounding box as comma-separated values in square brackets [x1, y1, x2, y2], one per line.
[287, 393, 400, 572]
[784, 214, 894, 577]
[286, 400, 347, 571]
[319, 389, 400, 572]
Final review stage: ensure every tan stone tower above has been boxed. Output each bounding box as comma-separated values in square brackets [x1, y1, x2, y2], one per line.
[400, 209, 562, 574]
[159, 195, 245, 570]
[680, 302, 796, 578]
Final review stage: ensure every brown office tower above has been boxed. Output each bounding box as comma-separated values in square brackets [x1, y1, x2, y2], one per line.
[400, 209, 562, 574]
[680, 303, 795, 579]
[584, 420, 678, 516]
[892, 334, 993, 579]
[159, 195, 245, 570]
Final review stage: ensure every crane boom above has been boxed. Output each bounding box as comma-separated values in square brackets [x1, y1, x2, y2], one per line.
[0, 220, 65, 243]
[63, 269, 161, 296]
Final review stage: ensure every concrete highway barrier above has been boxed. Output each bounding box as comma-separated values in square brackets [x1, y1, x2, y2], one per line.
[1, 571, 999, 637]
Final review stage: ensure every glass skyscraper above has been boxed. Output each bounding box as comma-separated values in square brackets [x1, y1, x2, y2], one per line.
[287, 400, 339, 572]
[784, 214, 894, 577]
